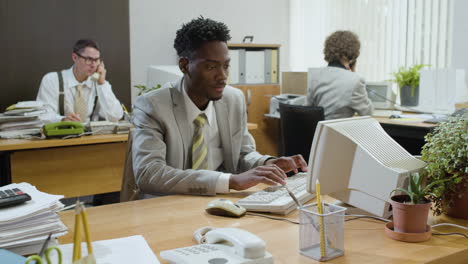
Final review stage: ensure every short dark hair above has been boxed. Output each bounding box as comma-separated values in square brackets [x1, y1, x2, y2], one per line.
[324, 31, 360, 63]
[73, 39, 100, 54]
[174, 17, 231, 59]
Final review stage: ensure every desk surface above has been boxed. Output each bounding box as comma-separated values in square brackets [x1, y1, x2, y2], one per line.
[0, 134, 128, 151]
[374, 116, 437, 128]
[59, 194, 468, 264]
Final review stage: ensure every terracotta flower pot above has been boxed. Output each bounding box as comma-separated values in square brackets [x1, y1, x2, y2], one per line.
[390, 195, 431, 233]
[446, 181, 468, 220]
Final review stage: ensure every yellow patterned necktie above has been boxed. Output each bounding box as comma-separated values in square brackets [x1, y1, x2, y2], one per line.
[192, 113, 208, 170]
[74, 84, 88, 121]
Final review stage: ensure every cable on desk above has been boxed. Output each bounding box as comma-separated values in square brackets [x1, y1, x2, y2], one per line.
[431, 223, 468, 230]
[345, 214, 391, 223]
[246, 213, 299, 224]
[432, 232, 468, 239]
[344, 216, 467, 238]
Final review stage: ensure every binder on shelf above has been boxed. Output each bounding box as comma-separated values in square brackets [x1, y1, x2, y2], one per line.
[228, 49, 240, 84]
[264, 49, 279, 84]
[239, 49, 246, 84]
[245, 50, 265, 84]
[271, 49, 278, 83]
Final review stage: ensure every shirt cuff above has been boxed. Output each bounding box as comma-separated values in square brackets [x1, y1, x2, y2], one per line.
[263, 156, 277, 165]
[215, 173, 231, 193]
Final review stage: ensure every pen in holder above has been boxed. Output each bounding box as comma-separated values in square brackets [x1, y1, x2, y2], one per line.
[299, 203, 346, 261]
[72, 200, 96, 264]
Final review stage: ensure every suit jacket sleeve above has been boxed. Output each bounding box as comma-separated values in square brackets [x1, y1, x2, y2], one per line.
[132, 94, 221, 196]
[351, 78, 374, 116]
[234, 88, 272, 172]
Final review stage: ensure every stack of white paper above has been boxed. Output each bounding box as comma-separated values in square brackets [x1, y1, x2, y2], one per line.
[0, 101, 48, 138]
[114, 121, 134, 134]
[49, 235, 161, 264]
[0, 183, 68, 255]
[90, 121, 116, 135]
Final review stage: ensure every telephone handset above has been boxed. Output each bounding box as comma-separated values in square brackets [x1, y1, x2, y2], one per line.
[42, 121, 85, 138]
[91, 72, 100, 82]
[160, 227, 274, 264]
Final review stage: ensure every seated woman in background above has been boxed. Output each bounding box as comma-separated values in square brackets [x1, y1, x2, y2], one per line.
[305, 30, 373, 120]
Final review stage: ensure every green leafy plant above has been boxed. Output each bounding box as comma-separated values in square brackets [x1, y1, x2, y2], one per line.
[134, 84, 161, 96]
[390, 173, 446, 204]
[421, 113, 468, 215]
[389, 64, 427, 96]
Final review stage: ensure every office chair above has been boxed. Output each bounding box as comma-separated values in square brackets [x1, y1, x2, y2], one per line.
[278, 103, 324, 162]
[120, 131, 141, 202]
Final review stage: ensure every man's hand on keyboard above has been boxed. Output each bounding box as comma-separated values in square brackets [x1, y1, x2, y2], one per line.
[264, 154, 308, 174]
[229, 164, 287, 191]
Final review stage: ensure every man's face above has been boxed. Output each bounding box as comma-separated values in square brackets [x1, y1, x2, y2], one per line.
[72, 47, 101, 77]
[183, 41, 230, 105]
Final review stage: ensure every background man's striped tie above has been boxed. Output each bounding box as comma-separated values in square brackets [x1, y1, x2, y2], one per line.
[74, 84, 88, 121]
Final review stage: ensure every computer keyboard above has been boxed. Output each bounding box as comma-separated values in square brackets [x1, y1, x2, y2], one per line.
[372, 109, 402, 117]
[237, 172, 315, 215]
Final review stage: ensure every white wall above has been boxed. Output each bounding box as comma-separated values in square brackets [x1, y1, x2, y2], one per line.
[130, 0, 290, 102]
[451, 0, 468, 89]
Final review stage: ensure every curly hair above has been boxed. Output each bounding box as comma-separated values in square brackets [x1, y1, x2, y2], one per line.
[323, 31, 360, 63]
[174, 16, 231, 59]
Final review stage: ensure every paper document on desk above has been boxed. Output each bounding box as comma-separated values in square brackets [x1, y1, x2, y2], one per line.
[393, 114, 446, 119]
[51, 235, 160, 264]
[0, 183, 67, 255]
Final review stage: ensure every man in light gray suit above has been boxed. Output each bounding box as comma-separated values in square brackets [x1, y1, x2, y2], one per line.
[131, 17, 307, 196]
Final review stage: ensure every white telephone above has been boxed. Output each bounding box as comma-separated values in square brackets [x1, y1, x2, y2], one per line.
[160, 227, 274, 264]
[91, 72, 100, 82]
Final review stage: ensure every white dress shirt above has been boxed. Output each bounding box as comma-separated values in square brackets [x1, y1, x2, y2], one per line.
[36, 66, 123, 123]
[182, 83, 231, 193]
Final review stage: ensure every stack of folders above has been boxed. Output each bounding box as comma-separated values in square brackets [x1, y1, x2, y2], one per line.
[114, 121, 133, 134]
[0, 183, 68, 255]
[0, 101, 47, 139]
[89, 120, 134, 135]
[89, 121, 117, 135]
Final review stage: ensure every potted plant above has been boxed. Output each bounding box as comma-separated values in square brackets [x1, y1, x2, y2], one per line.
[421, 113, 468, 219]
[389, 64, 427, 106]
[389, 173, 446, 233]
[134, 84, 161, 96]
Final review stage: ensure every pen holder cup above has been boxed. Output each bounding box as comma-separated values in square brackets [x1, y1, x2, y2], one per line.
[299, 203, 346, 261]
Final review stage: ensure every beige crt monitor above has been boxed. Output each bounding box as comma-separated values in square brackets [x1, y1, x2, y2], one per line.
[306, 116, 426, 218]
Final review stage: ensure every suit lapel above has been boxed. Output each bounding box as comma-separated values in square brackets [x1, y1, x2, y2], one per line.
[215, 99, 235, 172]
[171, 79, 191, 169]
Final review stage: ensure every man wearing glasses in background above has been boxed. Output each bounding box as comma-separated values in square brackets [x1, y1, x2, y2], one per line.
[36, 39, 123, 123]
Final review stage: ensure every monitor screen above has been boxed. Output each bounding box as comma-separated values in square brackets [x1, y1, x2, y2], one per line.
[366, 82, 395, 109]
[367, 85, 387, 103]
[146, 65, 183, 90]
[306, 116, 426, 217]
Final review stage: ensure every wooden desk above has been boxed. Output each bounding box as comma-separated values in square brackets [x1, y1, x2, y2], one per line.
[0, 134, 128, 197]
[374, 117, 437, 155]
[247, 122, 258, 130]
[59, 195, 468, 264]
[268, 114, 436, 156]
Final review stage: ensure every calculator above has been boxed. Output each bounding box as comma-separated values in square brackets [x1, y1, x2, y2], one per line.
[0, 188, 31, 208]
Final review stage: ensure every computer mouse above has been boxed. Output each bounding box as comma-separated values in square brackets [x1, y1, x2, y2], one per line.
[205, 198, 246, 218]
